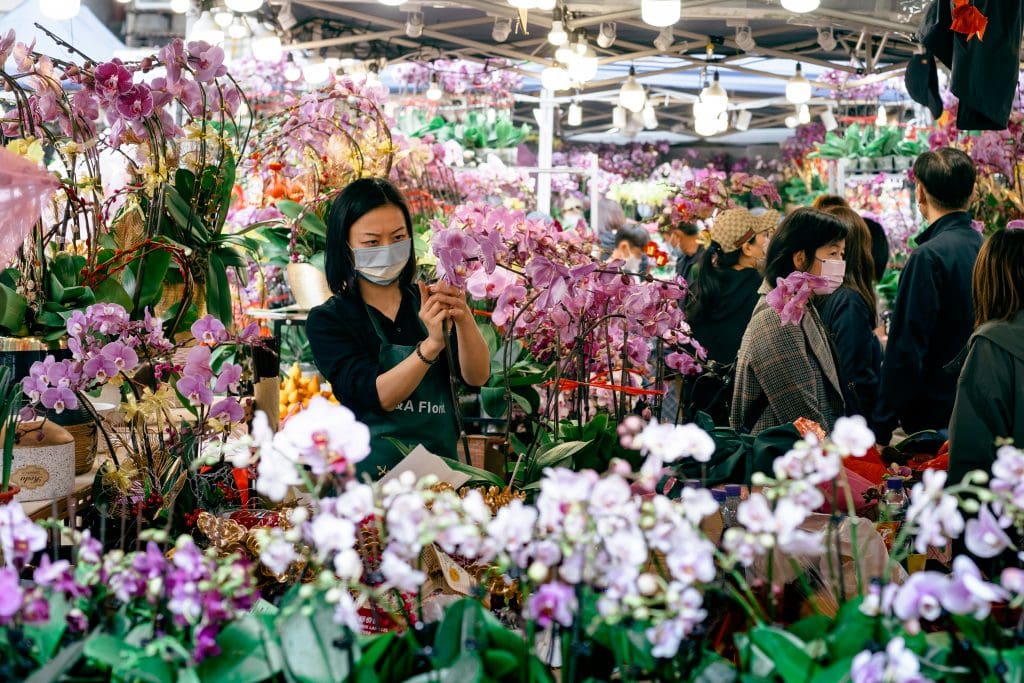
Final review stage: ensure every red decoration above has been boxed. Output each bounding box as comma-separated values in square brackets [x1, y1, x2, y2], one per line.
[951, 0, 988, 42]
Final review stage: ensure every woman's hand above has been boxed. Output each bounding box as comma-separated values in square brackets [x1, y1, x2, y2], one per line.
[427, 281, 473, 326]
[418, 281, 447, 357]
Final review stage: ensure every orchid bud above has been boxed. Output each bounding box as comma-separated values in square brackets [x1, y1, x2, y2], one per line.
[637, 573, 659, 596]
[960, 498, 980, 514]
[527, 561, 548, 583]
[968, 470, 990, 485]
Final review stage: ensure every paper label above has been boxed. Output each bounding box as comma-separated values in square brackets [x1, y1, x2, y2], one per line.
[12, 465, 49, 490]
[434, 549, 475, 595]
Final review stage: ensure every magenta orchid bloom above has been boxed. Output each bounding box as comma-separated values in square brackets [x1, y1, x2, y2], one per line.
[184, 345, 214, 381]
[209, 397, 244, 424]
[177, 375, 214, 407]
[213, 362, 243, 394]
[92, 59, 133, 101]
[115, 84, 155, 121]
[766, 271, 828, 326]
[100, 341, 139, 372]
[192, 315, 229, 345]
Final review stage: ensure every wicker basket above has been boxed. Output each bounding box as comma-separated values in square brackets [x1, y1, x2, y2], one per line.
[66, 421, 98, 475]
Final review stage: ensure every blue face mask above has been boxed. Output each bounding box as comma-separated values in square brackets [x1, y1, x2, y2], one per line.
[353, 240, 411, 286]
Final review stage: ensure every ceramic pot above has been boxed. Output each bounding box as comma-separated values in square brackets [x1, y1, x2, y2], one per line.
[286, 262, 332, 310]
[8, 420, 75, 502]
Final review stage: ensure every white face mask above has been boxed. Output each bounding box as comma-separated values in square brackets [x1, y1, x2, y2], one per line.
[813, 258, 846, 295]
[352, 240, 411, 286]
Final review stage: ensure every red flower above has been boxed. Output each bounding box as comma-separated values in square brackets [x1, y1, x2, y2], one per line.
[951, 0, 987, 41]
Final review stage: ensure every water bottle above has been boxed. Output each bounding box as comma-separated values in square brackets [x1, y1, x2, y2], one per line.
[723, 484, 742, 528]
[876, 478, 908, 551]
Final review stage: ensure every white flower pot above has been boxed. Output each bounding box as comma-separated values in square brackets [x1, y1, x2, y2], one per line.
[286, 263, 332, 310]
[9, 421, 75, 502]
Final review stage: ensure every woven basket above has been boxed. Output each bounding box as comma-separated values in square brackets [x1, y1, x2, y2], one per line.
[66, 421, 98, 475]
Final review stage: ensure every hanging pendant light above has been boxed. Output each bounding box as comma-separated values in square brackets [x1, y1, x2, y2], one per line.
[619, 66, 646, 113]
[612, 105, 627, 130]
[785, 115, 799, 128]
[567, 101, 582, 126]
[641, 0, 681, 28]
[548, 8, 568, 46]
[541, 65, 572, 91]
[642, 103, 658, 130]
[780, 0, 820, 12]
[785, 63, 811, 104]
[39, 0, 80, 20]
[875, 104, 888, 126]
[303, 56, 331, 85]
[798, 104, 811, 125]
[214, 9, 234, 28]
[189, 11, 225, 45]
[426, 73, 443, 101]
[700, 70, 729, 115]
[251, 25, 283, 61]
[572, 39, 599, 84]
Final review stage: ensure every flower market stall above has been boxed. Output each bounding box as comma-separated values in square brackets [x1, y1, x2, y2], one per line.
[3, 0, 1024, 681]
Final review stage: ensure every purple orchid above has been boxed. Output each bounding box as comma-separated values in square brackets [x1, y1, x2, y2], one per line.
[187, 41, 228, 83]
[92, 59, 133, 102]
[115, 84, 154, 121]
[41, 386, 78, 413]
[0, 567, 23, 622]
[100, 341, 139, 373]
[964, 503, 1013, 558]
[177, 375, 214, 407]
[766, 271, 828, 326]
[214, 362, 243, 394]
[184, 345, 214, 381]
[209, 397, 244, 424]
[527, 581, 577, 629]
[192, 315, 228, 345]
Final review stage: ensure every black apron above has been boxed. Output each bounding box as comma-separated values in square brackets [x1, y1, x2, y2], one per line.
[358, 297, 459, 479]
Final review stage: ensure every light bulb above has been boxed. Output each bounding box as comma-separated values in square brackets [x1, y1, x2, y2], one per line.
[189, 11, 225, 45]
[39, 0, 80, 20]
[228, 22, 248, 39]
[284, 62, 302, 82]
[785, 63, 811, 104]
[785, 115, 798, 128]
[700, 71, 729, 115]
[612, 105, 627, 130]
[170, 0, 191, 13]
[641, 0, 680, 27]
[555, 42, 575, 63]
[548, 20, 568, 46]
[642, 103, 658, 130]
[876, 104, 888, 127]
[541, 65, 572, 91]
[781, 0, 820, 12]
[694, 111, 720, 137]
[252, 27, 283, 61]
[225, 0, 263, 11]
[567, 102, 582, 127]
[214, 10, 234, 28]
[303, 57, 331, 85]
[426, 76, 443, 101]
[798, 104, 811, 124]
[619, 67, 646, 113]
[573, 46, 599, 84]
[717, 111, 729, 133]
[821, 108, 838, 131]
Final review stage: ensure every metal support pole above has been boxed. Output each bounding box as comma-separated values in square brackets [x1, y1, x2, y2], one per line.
[537, 88, 555, 216]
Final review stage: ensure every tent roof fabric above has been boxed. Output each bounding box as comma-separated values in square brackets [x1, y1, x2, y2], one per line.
[1, 0, 127, 66]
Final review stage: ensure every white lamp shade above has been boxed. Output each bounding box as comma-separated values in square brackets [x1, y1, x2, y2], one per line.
[170, 0, 191, 13]
[798, 104, 811, 124]
[572, 48, 599, 84]
[876, 104, 888, 126]
[786, 72, 812, 104]
[700, 82, 729, 115]
[303, 59, 331, 85]
[619, 74, 646, 113]
[785, 115, 799, 128]
[555, 44, 575, 63]
[40, 0, 80, 20]
[251, 32, 283, 61]
[189, 11, 225, 45]
[612, 105, 627, 129]
[536, 0, 556, 9]
[541, 66, 572, 91]
[228, 22, 248, 39]
[548, 21, 568, 46]
[214, 10, 234, 28]
[642, 104, 658, 130]
[426, 82, 443, 101]
[225, 0, 263, 11]
[694, 114, 720, 137]
[781, 0, 820, 12]
[641, 0, 681, 27]
[567, 102, 582, 126]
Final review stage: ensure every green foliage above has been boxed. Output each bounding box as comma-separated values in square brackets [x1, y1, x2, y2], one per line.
[810, 124, 927, 160]
[407, 112, 531, 150]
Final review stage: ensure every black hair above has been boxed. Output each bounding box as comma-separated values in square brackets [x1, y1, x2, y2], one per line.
[763, 208, 849, 285]
[685, 240, 745, 320]
[863, 216, 889, 282]
[615, 226, 648, 250]
[913, 148, 976, 212]
[671, 222, 701, 237]
[325, 177, 416, 297]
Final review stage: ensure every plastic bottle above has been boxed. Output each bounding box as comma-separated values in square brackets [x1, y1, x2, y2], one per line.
[876, 478, 908, 551]
[723, 484, 742, 528]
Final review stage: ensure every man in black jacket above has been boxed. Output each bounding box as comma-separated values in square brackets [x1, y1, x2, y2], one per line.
[667, 221, 704, 282]
[873, 148, 983, 445]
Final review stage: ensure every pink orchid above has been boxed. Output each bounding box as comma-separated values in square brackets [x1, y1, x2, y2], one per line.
[93, 60, 134, 102]
[766, 271, 828, 326]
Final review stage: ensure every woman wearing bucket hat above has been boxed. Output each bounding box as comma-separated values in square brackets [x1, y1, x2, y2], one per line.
[686, 207, 779, 364]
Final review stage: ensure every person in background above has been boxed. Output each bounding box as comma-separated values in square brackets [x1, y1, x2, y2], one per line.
[812, 194, 850, 211]
[948, 228, 1024, 484]
[560, 196, 586, 231]
[666, 221, 704, 282]
[609, 225, 649, 274]
[686, 207, 778, 365]
[596, 198, 628, 258]
[863, 217, 890, 283]
[819, 206, 883, 424]
[306, 178, 491, 478]
[873, 148, 983, 444]
[731, 208, 848, 433]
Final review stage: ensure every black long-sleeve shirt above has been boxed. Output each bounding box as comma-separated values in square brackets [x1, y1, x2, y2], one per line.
[873, 212, 983, 443]
[820, 287, 882, 428]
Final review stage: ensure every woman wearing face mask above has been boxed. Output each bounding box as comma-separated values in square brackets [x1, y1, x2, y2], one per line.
[306, 178, 491, 478]
[730, 208, 848, 433]
[819, 206, 882, 426]
[608, 226, 649, 275]
[686, 207, 779, 365]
